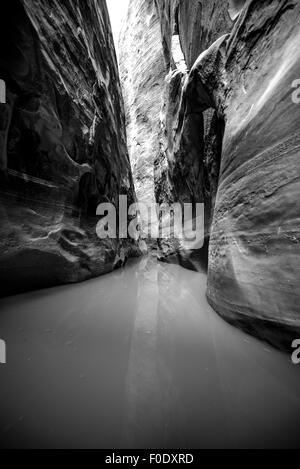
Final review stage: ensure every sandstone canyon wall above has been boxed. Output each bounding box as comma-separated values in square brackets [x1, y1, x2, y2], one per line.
[205, 0, 300, 350]
[0, 0, 138, 296]
[121, 0, 300, 350]
[119, 0, 166, 233]
[154, 0, 232, 266]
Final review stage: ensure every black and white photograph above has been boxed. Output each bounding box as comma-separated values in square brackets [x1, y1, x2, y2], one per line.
[0, 0, 300, 451]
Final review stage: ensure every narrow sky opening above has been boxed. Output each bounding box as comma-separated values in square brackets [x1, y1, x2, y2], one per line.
[106, 0, 130, 55]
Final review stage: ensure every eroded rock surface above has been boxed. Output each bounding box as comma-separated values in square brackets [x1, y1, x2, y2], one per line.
[155, 0, 232, 69]
[119, 0, 165, 216]
[206, 0, 300, 350]
[121, 0, 300, 349]
[154, 0, 231, 265]
[0, 0, 138, 296]
[159, 0, 300, 348]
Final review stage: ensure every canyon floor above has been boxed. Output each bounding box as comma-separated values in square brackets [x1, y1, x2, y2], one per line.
[0, 257, 300, 449]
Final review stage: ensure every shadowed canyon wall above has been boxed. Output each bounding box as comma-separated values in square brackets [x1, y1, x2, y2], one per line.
[0, 0, 138, 296]
[121, 0, 300, 350]
[154, 0, 231, 266]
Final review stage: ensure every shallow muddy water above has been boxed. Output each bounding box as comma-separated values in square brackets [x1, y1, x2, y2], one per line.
[0, 257, 300, 448]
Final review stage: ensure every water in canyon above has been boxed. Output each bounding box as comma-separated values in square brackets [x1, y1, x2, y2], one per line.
[0, 256, 300, 449]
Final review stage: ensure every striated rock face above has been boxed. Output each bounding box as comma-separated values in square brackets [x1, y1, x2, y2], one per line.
[155, 0, 232, 69]
[119, 0, 165, 221]
[156, 0, 300, 349]
[205, 0, 300, 350]
[0, 0, 138, 296]
[154, 0, 231, 266]
[121, 0, 300, 349]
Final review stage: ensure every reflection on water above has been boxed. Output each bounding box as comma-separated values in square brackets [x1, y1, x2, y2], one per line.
[0, 256, 300, 448]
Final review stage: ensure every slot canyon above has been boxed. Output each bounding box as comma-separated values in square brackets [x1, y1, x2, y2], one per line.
[0, 0, 300, 449]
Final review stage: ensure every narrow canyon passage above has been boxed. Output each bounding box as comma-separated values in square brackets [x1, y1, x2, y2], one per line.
[0, 257, 300, 449]
[1, 0, 300, 451]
